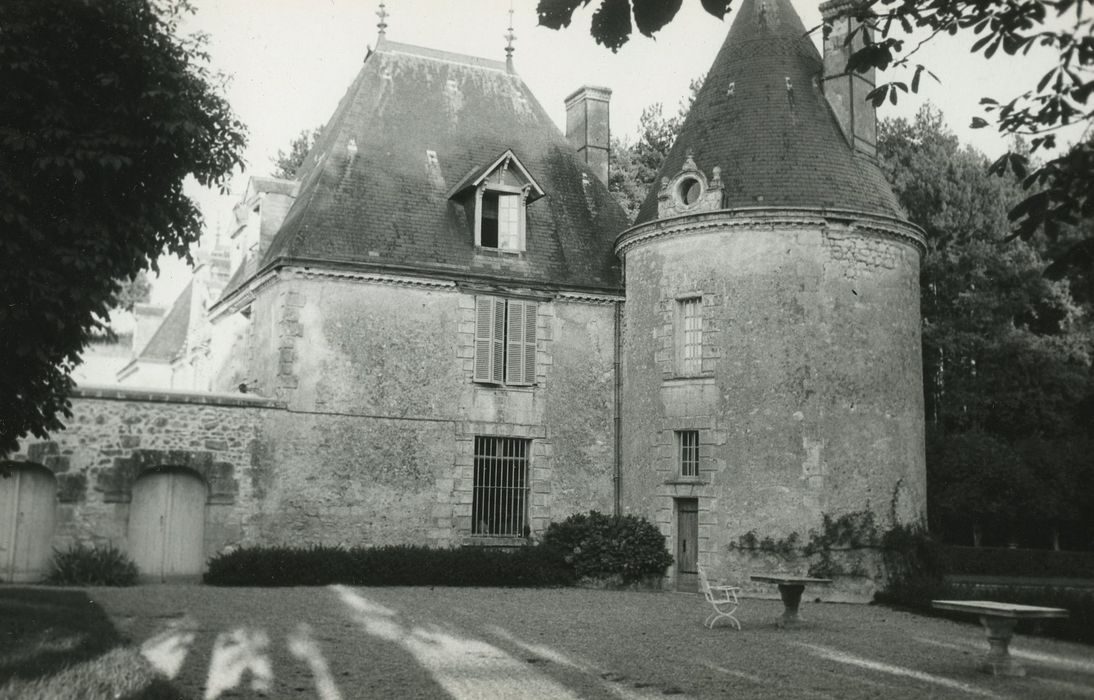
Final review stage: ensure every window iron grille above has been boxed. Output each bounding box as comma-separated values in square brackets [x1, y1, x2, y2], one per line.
[472, 436, 530, 537]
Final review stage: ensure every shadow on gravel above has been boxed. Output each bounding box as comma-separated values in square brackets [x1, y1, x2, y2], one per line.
[0, 586, 185, 699]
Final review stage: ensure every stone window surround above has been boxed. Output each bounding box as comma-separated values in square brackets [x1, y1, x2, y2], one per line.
[457, 293, 551, 390]
[657, 415, 721, 488]
[472, 295, 538, 387]
[657, 286, 723, 380]
[452, 421, 550, 546]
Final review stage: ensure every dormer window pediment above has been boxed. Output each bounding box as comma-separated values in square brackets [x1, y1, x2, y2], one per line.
[448, 150, 544, 253]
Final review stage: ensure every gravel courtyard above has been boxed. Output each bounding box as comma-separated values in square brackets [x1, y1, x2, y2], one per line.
[84, 586, 1094, 699]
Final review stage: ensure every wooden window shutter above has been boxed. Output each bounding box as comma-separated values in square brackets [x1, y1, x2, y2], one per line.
[491, 297, 506, 383]
[522, 301, 537, 385]
[505, 300, 524, 384]
[505, 300, 537, 385]
[474, 296, 501, 383]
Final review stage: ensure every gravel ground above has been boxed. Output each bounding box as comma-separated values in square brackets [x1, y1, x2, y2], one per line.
[87, 585, 1094, 700]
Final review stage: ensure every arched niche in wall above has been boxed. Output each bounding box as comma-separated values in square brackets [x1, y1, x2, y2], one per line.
[97, 448, 238, 505]
[0, 461, 58, 583]
[127, 466, 208, 583]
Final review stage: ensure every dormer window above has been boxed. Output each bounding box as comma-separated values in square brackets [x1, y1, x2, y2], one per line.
[480, 190, 522, 250]
[448, 149, 545, 254]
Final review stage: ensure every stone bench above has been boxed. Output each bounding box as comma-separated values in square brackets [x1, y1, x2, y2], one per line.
[931, 599, 1069, 677]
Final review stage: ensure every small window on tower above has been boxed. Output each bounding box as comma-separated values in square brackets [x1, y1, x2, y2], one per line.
[677, 430, 700, 478]
[676, 296, 703, 376]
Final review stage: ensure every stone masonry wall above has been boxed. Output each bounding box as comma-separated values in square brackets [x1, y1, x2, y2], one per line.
[620, 218, 925, 597]
[8, 387, 281, 567]
[211, 273, 617, 547]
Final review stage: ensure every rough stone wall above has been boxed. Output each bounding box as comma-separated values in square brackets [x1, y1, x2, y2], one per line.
[8, 388, 280, 567]
[619, 220, 925, 591]
[213, 274, 616, 547]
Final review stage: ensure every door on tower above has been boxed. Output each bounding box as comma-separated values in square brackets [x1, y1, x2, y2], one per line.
[675, 498, 698, 592]
[128, 469, 207, 582]
[0, 464, 57, 583]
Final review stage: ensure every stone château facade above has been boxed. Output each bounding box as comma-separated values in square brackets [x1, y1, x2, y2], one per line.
[3, 0, 925, 595]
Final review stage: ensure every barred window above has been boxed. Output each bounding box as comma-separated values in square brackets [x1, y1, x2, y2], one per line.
[677, 430, 699, 478]
[472, 436, 530, 537]
[677, 297, 702, 375]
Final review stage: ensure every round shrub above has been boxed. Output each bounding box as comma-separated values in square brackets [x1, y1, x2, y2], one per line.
[46, 543, 138, 586]
[542, 511, 674, 582]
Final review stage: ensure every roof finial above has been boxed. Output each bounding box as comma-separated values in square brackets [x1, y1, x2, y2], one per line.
[376, 2, 388, 38]
[504, 2, 516, 63]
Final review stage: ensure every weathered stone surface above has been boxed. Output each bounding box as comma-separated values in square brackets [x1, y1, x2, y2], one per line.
[619, 217, 926, 590]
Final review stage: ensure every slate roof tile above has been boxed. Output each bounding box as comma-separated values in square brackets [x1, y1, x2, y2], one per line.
[140, 280, 192, 362]
[250, 39, 626, 296]
[634, 0, 904, 225]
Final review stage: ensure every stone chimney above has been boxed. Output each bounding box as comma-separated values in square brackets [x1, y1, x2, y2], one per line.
[565, 86, 612, 185]
[132, 303, 166, 356]
[820, 0, 877, 158]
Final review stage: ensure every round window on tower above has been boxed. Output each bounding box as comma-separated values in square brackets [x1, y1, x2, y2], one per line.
[676, 177, 702, 207]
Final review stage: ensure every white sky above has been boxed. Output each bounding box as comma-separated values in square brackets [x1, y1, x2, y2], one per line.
[151, 0, 1075, 304]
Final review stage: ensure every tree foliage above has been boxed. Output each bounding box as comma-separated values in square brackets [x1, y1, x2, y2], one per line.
[0, 0, 246, 456]
[537, 0, 1094, 271]
[609, 76, 702, 221]
[271, 126, 322, 180]
[114, 271, 153, 313]
[881, 106, 1094, 547]
[880, 106, 1093, 440]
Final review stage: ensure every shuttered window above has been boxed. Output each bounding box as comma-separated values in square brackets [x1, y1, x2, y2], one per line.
[474, 296, 537, 385]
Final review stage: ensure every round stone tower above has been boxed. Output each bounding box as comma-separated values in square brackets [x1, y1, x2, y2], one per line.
[615, 0, 926, 595]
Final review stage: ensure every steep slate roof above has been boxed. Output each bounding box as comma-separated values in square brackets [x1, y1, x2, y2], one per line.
[255, 39, 626, 294]
[139, 280, 192, 362]
[634, 0, 903, 225]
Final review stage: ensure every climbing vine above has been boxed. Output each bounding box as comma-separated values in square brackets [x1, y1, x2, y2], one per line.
[729, 509, 931, 579]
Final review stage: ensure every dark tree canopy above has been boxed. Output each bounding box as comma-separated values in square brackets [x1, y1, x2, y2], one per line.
[0, 0, 246, 455]
[538, 0, 1093, 272]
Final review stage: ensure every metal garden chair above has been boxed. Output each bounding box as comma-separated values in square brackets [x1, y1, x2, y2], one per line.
[697, 564, 742, 630]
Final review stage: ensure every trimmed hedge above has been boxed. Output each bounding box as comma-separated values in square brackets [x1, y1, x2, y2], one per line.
[46, 544, 138, 586]
[204, 544, 574, 587]
[936, 545, 1094, 579]
[542, 511, 673, 582]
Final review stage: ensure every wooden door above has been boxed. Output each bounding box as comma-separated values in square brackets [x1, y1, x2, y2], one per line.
[0, 467, 57, 582]
[676, 498, 698, 592]
[129, 471, 206, 582]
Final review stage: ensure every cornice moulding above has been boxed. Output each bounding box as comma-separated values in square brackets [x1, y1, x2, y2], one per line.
[615, 207, 926, 257]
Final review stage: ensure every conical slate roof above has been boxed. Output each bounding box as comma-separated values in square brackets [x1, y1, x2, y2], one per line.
[633, 0, 902, 225]
[256, 39, 626, 294]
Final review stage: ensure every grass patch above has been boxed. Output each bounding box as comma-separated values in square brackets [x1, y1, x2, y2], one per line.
[0, 587, 183, 699]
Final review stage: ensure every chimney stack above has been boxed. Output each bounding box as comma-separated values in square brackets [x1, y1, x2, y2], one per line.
[565, 86, 612, 185]
[820, 0, 877, 158]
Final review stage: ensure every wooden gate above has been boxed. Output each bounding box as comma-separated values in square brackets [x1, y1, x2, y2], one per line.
[0, 465, 57, 582]
[128, 470, 207, 582]
[676, 498, 698, 592]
